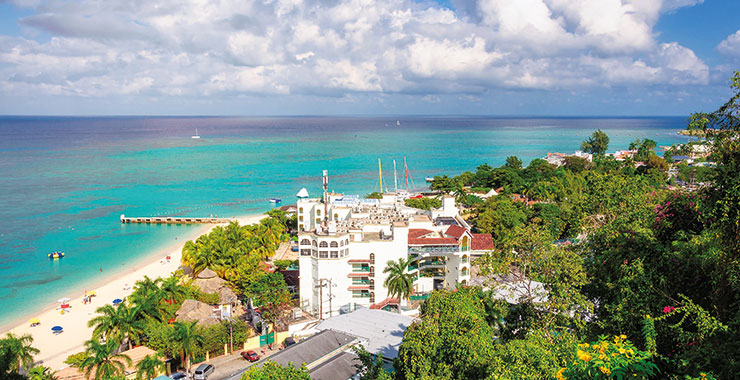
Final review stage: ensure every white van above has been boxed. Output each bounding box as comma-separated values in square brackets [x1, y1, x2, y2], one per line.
[193, 364, 214, 380]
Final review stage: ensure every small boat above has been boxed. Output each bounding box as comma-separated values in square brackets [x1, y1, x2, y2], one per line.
[425, 177, 435, 182]
[396, 120, 401, 126]
[191, 129, 201, 139]
[48, 251, 65, 259]
[269, 198, 281, 204]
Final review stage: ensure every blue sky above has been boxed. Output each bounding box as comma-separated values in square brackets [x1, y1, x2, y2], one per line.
[0, 0, 739, 116]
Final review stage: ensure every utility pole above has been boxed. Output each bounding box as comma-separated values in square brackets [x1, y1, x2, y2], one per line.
[327, 278, 334, 318]
[315, 279, 326, 320]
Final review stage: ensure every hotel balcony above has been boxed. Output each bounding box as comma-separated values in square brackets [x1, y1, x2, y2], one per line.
[418, 269, 446, 279]
[408, 246, 458, 256]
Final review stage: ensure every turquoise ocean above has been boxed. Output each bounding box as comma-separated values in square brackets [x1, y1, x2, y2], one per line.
[0, 116, 692, 327]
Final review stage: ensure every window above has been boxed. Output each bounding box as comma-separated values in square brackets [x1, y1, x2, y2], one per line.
[340, 240, 344, 247]
[461, 254, 469, 263]
[330, 241, 338, 248]
[316, 209, 321, 215]
[369, 279, 375, 290]
[312, 249, 317, 258]
[369, 253, 375, 263]
[300, 239, 310, 246]
[334, 213, 338, 219]
[461, 267, 469, 276]
[319, 251, 328, 258]
[345, 239, 349, 245]
[319, 241, 328, 248]
[316, 218, 321, 223]
[300, 249, 311, 256]
[353, 277, 370, 285]
[352, 290, 370, 298]
[312, 240, 318, 247]
[369, 266, 375, 275]
[370, 292, 375, 303]
[330, 251, 338, 258]
[299, 215, 303, 221]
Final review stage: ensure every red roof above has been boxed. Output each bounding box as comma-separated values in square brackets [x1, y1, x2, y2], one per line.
[408, 237, 459, 245]
[471, 233, 494, 250]
[409, 229, 435, 239]
[445, 225, 467, 239]
[370, 297, 399, 309]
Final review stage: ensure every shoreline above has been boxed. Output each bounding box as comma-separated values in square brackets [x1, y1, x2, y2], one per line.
[0, 212, 266, 370]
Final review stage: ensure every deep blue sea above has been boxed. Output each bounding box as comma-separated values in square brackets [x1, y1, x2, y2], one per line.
[0, 116, 692, 326]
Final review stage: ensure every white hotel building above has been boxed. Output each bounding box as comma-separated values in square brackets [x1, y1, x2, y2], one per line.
[296, 189, 494, 319]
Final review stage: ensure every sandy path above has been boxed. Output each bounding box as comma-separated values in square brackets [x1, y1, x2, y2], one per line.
[2, 214, 266, 370]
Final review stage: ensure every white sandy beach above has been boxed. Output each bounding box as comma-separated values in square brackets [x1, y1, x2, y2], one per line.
[1, 214, 266, 371]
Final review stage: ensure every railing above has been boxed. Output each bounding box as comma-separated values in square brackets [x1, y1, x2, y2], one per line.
[351, 266, 371, 273]
[408, 246, 458, 256]
[410, 293, 431, 301]
[352, 279, 370, 285]
[420, 260, 446, 267]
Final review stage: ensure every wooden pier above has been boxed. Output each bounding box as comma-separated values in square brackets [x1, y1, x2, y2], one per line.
[120, 214, 235, 224]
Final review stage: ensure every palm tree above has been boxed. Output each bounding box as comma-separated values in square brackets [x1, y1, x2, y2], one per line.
[170, 321, 204, 374]
[136, 354, 165, 380]
[0, 333, 40, 373]
[80, 339, 132, 380]
[26, 365, 55, 380]
[383, 258, 415, 312]
[88, 302, 145, 350]
[160, 275, 187, 304]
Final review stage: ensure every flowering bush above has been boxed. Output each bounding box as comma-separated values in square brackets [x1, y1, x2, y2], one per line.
[556, 335, 658, 379]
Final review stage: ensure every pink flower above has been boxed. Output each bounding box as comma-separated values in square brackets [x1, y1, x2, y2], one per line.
[663, 306, 675, 314]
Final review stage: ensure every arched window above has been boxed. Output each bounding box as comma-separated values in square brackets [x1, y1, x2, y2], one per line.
[345, 239, 349, 245]
[319, 241, 328, 248]
[369, 253, 375, 263]
[461, 254, 469, 263]
[461, 236, 470, 251]
[340, 240, 344, 247]
[369, 279, 375, 290]
[312, 240, 318, 247]
[299, 207, 303, 213]
[369, 266, 375, 275]
[461, 280, 468, 286]
[461, 267, 469, 276]
[330, 241, 338, 248]
[334, 213, 338, 219]
[300, 239, 310, 246]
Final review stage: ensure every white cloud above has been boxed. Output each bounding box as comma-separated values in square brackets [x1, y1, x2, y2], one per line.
[717, 29, 740, 59]
[0, 0, 713, 102]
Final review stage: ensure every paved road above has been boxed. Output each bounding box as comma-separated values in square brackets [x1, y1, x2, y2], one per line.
[198, 346, 282, 380]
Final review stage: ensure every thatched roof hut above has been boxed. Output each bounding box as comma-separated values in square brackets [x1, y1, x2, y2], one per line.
[217, 286, 239, 305]
[175, 299, 220, 327]
[194, 275, 227, 294]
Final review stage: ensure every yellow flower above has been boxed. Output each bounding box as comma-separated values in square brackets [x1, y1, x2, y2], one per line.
[599, 366, 611, 375]
[620, 334, 627, 340]
[577, 350, 592, 362]
[556, 367, 567, 380]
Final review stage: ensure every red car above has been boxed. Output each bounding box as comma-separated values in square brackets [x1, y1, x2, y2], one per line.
[241, 350, 260, 362]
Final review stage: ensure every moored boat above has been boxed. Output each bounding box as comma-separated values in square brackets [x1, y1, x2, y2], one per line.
[48, 251, 65, 259]
[269, 198, 281, 203]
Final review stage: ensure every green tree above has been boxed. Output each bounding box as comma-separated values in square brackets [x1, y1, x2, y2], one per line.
[26, 365, 55, 380]
[246, 272, 292, 327]
[79, 339, 133, 380]
[135, 354, 165, 380]
[383, 258, 414, 309]
[364, 192, 383, 199]
[0, 333, 40, 373]
[88, 302, 145, 350]
[629, 138, 657, 162]
[170, 321, 205, 374]
[395, 287, 496, 380]
[475, 196, 526, 243]
[404, 197, 442, 210]
[581, 129, 610, 155]
[505, 155, 523, 170]
[352, 345, 392, 380]
[240, 360, 310, 380]
[478, 224, 590, 339]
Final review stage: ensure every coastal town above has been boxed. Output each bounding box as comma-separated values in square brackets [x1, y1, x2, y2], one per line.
[1, 117, 732, 380]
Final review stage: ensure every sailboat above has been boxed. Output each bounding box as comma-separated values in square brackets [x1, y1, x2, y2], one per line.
[191, 129, 201, 139]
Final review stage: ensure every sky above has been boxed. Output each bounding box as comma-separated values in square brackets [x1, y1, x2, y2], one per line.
[0, 0, 739, 116]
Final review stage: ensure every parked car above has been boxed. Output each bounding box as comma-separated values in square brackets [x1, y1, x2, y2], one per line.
[241, 350, 260, 362]
[169, 372, 186, 380]
[193, 364, 214, 380]
[284, 336, 296, 347]
[291, 245, 299, 252]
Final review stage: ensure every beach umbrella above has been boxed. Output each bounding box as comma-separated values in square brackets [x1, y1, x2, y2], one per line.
[29, 318, 40, 324]
[87, 291, 96, 296]
[112, 298, 122, 305]
[60, 304, 70, 309]
[58, 297, 70, 303]
[51, 326, 63, 332]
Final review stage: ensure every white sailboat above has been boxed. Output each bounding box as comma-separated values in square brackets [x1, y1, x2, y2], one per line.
[191, 129, 201, 139]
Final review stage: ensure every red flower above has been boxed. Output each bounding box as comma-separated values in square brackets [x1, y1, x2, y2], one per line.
[663, 306, 675, 314]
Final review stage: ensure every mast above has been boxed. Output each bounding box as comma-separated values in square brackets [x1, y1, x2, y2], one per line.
[404, 156, 409, 192]
[393, 160, 398, 193]
[378, 159, 384, 193]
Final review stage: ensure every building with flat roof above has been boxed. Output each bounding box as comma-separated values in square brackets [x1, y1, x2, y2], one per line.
[296, 171, 495, 318]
